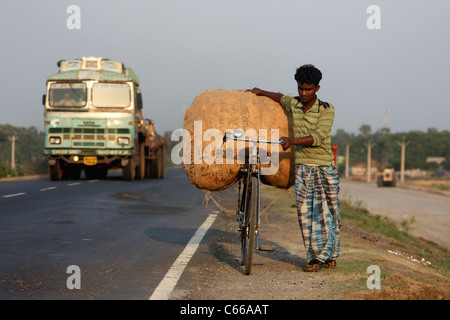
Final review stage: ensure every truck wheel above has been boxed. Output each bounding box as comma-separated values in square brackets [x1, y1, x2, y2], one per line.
[123, 158, 135, 181]
[144, 159, 152, 178]
[49, 160, 63, 181]
[136, 143, 145, 180]
[98, 166, 108, 179]
[377, 175, 383, 187]
[391, 177, 396, 187]
[159, 146, 166, 179]
[150, 157, 161, 179]
[150, 146, 165, 179]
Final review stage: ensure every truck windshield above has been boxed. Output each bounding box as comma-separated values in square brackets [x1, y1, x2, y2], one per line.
[49, 83, 87, 107]
[92, 83, 131, 108]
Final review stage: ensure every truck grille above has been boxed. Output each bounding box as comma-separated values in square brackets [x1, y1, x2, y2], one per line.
[48, 127, 130, 148]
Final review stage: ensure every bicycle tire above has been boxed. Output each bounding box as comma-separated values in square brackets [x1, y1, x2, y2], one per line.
[240, 167, 252, 266]
[241, 170, 257, 275]
[240, 170, 250, 266]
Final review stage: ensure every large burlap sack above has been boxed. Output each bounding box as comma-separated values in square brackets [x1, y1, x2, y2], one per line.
[183, 89, 295, 191]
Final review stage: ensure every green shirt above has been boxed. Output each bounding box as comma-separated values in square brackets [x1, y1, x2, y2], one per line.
[280, 95, 335, 166]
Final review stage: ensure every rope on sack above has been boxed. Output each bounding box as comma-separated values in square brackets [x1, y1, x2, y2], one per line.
[260, 188, 288, 216]
[202, 187, 288, 221]
[202, 191, 237, 216]
[259, 188, 288, 225]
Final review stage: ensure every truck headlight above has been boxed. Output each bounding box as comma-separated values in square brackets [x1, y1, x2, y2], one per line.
[117, 137, 130, 145]
[49, 136, 61, 144]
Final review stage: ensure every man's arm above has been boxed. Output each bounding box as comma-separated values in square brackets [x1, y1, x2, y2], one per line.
[246, 88, 312, 150]
[246, 87, 283, 103]
[281, 136, 314, 150]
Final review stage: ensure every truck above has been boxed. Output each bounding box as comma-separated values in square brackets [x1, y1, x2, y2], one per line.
[376, 168, 397, 187]
[43, 56, 169, 181]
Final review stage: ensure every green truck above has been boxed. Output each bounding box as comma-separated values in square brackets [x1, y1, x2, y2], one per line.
[43, 56, 169, 181]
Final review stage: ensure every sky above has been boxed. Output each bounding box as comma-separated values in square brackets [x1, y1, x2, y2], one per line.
[1, 0, 449, 135]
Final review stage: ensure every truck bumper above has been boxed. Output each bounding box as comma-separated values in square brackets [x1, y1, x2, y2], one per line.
[45, 149, 134, 167]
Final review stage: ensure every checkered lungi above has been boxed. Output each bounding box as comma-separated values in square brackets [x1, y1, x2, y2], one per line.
[294, 164, 341, 263]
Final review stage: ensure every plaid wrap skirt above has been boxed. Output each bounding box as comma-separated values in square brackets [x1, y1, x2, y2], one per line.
[294, 164, 341, 263]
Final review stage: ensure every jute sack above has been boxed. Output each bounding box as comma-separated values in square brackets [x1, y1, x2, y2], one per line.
[183, 89, 295, 191]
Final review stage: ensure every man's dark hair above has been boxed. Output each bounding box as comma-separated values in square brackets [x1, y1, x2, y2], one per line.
[294, 64, 322, 86]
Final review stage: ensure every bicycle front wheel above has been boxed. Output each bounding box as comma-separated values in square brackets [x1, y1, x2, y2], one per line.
[241, 173, 258, 275]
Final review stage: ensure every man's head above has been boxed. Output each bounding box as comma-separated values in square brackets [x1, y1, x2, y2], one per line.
[294, 64, 322, 105]
[295, 64, 322, 86]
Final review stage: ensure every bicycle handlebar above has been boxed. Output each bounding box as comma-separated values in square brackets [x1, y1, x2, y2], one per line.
[224, 131, 284, 145]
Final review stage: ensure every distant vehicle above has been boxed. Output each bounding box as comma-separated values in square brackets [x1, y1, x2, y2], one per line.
[43, 57, 169, 181]
[376, 168, 396, 187]
[431, 165, 446, 178]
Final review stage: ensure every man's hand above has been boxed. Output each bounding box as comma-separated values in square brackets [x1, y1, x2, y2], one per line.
[281, 136, 314, 150]
[246, 87, 264, 95]
[280, 136, 292, 150]
[245, 88, 283, 103]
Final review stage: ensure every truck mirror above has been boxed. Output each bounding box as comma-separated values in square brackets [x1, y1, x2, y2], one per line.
[42, 94, 46, 105]
[136, 93, 143, 109]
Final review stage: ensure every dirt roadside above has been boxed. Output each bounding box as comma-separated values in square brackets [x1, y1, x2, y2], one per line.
[179, 185, 449, 300]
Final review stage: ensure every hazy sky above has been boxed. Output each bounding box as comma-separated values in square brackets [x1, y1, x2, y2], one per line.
[1, 0, 449, 135]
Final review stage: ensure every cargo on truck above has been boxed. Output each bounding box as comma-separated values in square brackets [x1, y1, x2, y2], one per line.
[43, 56, 169, 181]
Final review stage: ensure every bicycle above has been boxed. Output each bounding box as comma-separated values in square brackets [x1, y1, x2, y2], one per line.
[224, 129, 284, 275]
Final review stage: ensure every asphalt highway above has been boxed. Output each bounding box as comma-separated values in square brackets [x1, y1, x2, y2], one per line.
[0, 167, 217, 299]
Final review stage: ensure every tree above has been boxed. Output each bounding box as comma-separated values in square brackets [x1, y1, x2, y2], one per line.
[0, 125, 46, 177]
[332, 127, 450, 174]
[359, 124, 372, 137]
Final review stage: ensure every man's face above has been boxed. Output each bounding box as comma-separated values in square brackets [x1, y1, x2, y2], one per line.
[297, 83, 320, 105]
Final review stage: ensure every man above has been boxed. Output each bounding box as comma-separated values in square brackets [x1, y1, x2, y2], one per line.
[247, 64, 340, 272]
[56, 92, 78, 107]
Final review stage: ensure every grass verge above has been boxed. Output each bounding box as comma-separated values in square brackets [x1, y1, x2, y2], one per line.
[260, 184, 450, 299]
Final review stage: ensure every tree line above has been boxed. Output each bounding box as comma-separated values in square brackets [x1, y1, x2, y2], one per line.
[0, 124, 448, 178]
[332, 125, 450, 174]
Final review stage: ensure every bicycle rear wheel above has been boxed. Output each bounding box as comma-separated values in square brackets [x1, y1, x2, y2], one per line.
[240, 170, 257, 275]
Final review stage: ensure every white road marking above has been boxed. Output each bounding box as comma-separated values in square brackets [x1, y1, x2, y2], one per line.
[2, 193, 26, 198]
[149, 213, 218, 300]
[67, 183, 80, 186]
[40, 186, 57, 191]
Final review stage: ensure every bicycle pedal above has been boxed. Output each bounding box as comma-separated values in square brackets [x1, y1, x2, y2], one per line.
[257, 246, 275, 252]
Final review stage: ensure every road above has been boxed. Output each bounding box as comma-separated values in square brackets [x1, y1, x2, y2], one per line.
[339, 178, 450, 248]
[0, 167, 217, 299]
[1, 170, 448, 301]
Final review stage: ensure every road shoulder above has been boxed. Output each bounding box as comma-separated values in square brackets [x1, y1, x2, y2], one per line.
[179, 186, 449, 300]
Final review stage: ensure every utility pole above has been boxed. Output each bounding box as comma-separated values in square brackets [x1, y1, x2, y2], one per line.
[365, 140, 373, 183]
[8, 135, 19, 170]
[396, 136, 410, 183]
[383, 109, 389, 130]
[345, 143, 351, 178]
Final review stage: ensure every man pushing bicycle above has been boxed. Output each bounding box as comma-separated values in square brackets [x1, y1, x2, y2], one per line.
[247, 64, 341, 272]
